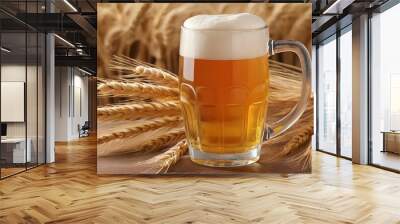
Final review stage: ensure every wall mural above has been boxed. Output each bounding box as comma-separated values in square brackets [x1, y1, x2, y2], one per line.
[97, 3, 313, 174]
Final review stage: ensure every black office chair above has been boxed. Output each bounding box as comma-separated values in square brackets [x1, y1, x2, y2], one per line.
[79, 121, 90, 138]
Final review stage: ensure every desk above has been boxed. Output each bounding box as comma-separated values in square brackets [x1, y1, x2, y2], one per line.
[382, 131, 400, 154]
[1, 138, 31, 163]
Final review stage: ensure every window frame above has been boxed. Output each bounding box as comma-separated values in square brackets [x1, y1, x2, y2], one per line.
[315, 23, 353, 160]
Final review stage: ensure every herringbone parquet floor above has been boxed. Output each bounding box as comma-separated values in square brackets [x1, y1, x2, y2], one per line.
[1, 137, 400, 224]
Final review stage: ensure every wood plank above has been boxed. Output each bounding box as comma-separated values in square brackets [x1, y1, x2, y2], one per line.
[0, 137, 400, 223]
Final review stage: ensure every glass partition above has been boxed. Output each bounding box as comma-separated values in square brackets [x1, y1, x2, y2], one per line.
[1, 31, 28, 177]
[0, 2, 46, 179]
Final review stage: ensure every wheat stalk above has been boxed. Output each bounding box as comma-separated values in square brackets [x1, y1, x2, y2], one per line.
[97, 101, 181, 121]
[97, 80, 179, 98]
[110, 55, 178, 87]
[292, 145, 312, 171]
[97, 116, 183, 144]
[133, 129, 186, 154]
[269, 59, 302, 73]
[97, 127, 185, 157]
[135, 139, 188, 174]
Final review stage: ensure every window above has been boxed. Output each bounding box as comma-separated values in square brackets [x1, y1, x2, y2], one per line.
[370, 2, 400, 171]
[317, 36, 337, 154]
[339, 27, 352, 158]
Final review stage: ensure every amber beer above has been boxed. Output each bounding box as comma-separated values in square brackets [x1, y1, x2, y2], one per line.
[180, 13, 312, 167]
[179, 56, 269, 154]
[179, 13, 271, 167]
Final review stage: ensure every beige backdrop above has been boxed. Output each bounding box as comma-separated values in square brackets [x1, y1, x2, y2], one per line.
[98, 3, 311, 78]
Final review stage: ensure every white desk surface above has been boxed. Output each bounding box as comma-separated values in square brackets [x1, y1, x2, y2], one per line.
[1, 137, 32, 163]
[1, 138, 27, 143]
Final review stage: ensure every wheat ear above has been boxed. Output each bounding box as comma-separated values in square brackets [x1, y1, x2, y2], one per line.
[97, 116, 182, 144]
[111, 55, 173, 73]
[110, 56, 178, 87]
[279, 125, 313, 157]
[97, 80, 178, 98]
[135, 140, 188, 174]
[133, 129, 186, 154]
[97, 101, 181, 121]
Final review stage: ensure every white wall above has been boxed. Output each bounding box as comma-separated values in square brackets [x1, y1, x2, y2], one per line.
[1, 65, 26, 138]
[1, 64, 26, 81]
[55, 67, 70, 141]
[0, 65, 41, 138]
[54, 67, 89, 141]
[72, 73, 89, 138]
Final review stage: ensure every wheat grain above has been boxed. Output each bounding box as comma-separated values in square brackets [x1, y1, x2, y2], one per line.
[111, 55, 177, 77]
[109, 56, 178, 87]
[138, 66, 178, 87]
[97, 116, 182, 144]
[155, 140, 188, 173]
[97, 101, 181, 121]
[97, 80, 178, 98]
[133, 129, 186, 154]
[135, 139, 188, 174]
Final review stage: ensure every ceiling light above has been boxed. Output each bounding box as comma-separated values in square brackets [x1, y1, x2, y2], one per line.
[76, 48, 87, 56]
[1, 47, 11, 53]
[54, 34, 75, 48]
[323, 0, 354, 15]
[78, 67, 93, 76]
[63, 0, 78, 12]
[323, 0, 341, 14]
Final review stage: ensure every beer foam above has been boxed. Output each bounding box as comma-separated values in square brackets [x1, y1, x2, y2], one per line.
[180, 13, 268, 60]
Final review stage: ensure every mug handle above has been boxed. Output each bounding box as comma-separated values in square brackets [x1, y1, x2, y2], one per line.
[264, 40, 312, 139]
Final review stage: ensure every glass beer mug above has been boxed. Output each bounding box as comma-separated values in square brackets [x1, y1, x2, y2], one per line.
[179, 13, 311, 167]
